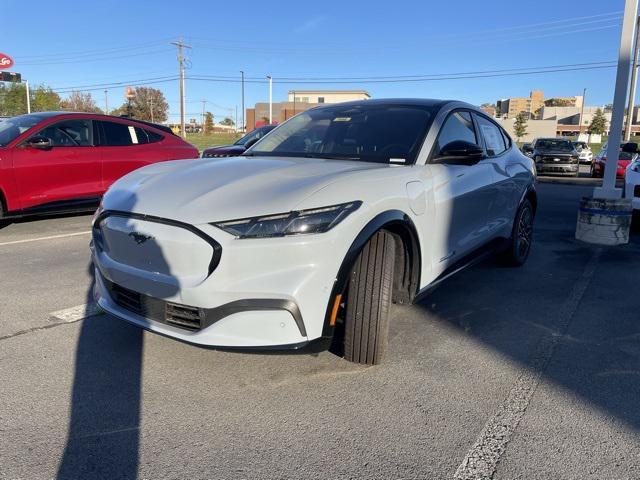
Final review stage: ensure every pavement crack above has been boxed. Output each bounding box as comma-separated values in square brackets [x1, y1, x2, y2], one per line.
[453, 248, 602, 480]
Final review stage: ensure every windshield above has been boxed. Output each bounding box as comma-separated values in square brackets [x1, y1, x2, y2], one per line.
[0, 114, 47, 146]
[234, 127, 273, 146]
[535, 139, 574, 151]
[247, 104, 436, 164]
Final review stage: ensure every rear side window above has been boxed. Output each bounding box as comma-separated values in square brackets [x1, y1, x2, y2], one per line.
[100, 121, 151, 146]
[37, 119, 93, 147]
[436, 111, 476, 152]
[475, 115, 506, 156]
[145, 129, 164, 143]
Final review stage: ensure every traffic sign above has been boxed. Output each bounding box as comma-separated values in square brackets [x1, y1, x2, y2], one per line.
[0, 53, 14, 70]
[0, 71, 21, 82]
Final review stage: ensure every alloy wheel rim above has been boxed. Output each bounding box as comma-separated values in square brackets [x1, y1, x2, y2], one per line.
[516, 207, 533, 258]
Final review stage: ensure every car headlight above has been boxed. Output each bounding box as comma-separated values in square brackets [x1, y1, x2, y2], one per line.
[212, 201, 362, 238]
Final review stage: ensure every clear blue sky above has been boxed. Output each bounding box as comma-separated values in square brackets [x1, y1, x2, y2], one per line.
[2, 0, 627, 122]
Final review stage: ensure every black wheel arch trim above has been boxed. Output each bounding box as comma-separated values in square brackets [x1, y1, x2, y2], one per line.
[321, 209, 421, 337]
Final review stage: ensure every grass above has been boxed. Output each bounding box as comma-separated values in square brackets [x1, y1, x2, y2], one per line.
[186, 132, 241, 153]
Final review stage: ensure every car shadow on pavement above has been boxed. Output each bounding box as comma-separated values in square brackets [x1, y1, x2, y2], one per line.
[56, 264, 144, 479]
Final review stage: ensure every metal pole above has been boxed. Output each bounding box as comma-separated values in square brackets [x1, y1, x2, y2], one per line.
[201, 99, 206, 134]
[171, 39, 192, 138]
[595, 0, 638, 200]
[625, 15, 640, 141]
[579, 88, 586, 139]
[104, 89, 108, 114]
[150, 96, 154, 123]
[235, 105, 238, 133]
[240, 71, 245, 133]
[267, 75, 272, 124]
[25, 80, 31, 114]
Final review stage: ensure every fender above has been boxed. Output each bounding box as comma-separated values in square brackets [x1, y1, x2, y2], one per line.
[321, 210, 421, 337]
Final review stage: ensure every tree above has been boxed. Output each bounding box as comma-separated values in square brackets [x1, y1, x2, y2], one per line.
[588, 108, 607, 135]
[513, 112, 528, 141]
[31, 86, 61, 112]
[0, 83, 28, 116]
[220, 117, 234, 126]
[604, 103, 613, 112]
[204, 112, 214, 133]
[544, 98, 574, 107]
[60, 91, 102, 113]
[112, 87, 168, 122]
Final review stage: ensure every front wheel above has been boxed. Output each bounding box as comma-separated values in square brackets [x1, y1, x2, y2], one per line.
[500, 199, 534, 267]
[342, 230, 395, 365]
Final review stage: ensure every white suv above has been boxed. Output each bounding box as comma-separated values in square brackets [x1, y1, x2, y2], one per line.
[91, 99, 536, 364]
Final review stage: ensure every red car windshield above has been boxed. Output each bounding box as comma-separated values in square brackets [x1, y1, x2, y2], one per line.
[0, 114, 48, 146]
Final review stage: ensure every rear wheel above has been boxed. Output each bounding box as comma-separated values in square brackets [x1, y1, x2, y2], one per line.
[342, 230, 395, 365]
[500, 199, 534, 267]
[0, 200, 7, 229]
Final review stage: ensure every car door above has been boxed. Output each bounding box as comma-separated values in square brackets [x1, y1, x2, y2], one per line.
[472, 113, 519, 238]
[12, 118, 101, 210]
[97, 120, 158, 190]
[428, 110, 496, 272]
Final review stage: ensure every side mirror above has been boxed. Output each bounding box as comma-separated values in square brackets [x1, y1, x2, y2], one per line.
[26, 135, 52, 150]
[436, 140, 484, 164]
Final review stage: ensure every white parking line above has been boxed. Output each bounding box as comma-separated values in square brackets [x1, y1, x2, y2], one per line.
[0, 231, 91, 247]
[49, 303, 102, 323]
[454, 249, 601, 480]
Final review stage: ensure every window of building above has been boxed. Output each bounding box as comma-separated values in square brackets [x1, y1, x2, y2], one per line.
[318, 97, 325, 103]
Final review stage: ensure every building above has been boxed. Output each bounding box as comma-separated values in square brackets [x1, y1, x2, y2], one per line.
[496, 90, 544, 119]
[287, 90, 370, 104]
[480, 104, 496, 117]
[246, 90, 371, 131]
[496, 118, 557, 142]
[496, 90, 584, 119]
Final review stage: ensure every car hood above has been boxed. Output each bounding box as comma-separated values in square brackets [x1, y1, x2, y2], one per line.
[534, 149, 574, 156]
[102, 156, 388, 225]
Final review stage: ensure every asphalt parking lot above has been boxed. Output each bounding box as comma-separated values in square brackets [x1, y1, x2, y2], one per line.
[1, 182, 639, 480]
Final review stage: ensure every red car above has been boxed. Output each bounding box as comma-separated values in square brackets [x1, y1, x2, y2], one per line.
[590, 142, 636, 178]
[0, 112, 198, 218]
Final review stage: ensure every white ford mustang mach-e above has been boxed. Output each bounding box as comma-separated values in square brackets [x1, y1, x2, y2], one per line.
[91, 99, 536, 364]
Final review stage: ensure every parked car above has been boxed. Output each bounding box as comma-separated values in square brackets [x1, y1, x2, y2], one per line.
[0, 112, 198, 219]
[521, 142, 533, 157]
[92, 99, 536, 365]
[531, 138, 579, 176]
[201, 125, 276, 158]
[625, 155, 640, 214]
[591, 142, 637, 178]
[572, 140, 593, 164]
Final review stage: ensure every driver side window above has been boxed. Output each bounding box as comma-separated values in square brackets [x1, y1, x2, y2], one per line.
[35, 120, 93, 147]
[436, 111, 476, 153]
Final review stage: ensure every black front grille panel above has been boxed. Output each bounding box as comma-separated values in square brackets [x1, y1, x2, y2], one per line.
[105, 278, 203, 331]
[635, 185, 640, 198]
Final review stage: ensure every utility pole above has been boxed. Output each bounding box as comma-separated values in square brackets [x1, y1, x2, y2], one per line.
[578, 88, 586, 140]
[625, 15, 640, 141]
[235, 105, 238, 133]
[594, 0, 638, 200]
[24, 80, 31, 114]
[267, 75, 273, 124]
[149, 95, 154, 123]
[240, 70, 245, 132]
[201, 99, 207, 134]
[171, 38, 192, 138]
[104, 89, 109, 114]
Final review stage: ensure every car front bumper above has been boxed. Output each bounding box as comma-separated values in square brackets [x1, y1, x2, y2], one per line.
[91, 210, 356, 348]
[536, 163, 579, 175]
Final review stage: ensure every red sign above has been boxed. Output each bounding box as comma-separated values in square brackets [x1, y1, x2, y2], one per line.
[0, 53, 14, 70]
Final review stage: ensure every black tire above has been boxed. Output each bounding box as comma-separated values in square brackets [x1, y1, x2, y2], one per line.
[500, 199, 534, 267]
[343, 230, 395, 365]
[0, 200, 7, 229]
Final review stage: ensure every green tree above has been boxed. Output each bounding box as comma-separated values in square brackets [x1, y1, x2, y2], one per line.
[0, 83, 28, 116]
[204, 112, 214, 133]
[112, 87, 168, 122]
[60, 91, 102, 113]
[544, 98, 574, 107]
[588, 108, 607, 135]
[513, 112, 528, 141]
[31, 86, 61, 112]
[220, 117, 234, 126]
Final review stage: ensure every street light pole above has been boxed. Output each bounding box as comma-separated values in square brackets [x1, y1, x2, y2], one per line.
[104, 89, 109, 114]
[240, 71, 245, 132]
[171, 38, 192, 138]
[25, 80, 30, 114]
[579, 88, 586, 139]
[267, 75, 272, 124]
[594, 0, 638, 200]
[625, 15, 640, 141]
